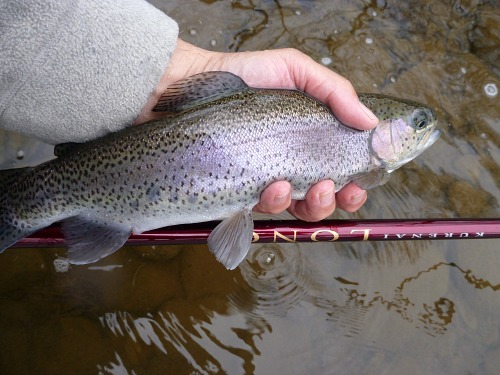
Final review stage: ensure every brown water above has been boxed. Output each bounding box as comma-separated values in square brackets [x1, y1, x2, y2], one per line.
[1, 0, 499, 374]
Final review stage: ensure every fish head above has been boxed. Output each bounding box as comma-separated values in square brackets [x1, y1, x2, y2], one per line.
[362, 94, 440, 172]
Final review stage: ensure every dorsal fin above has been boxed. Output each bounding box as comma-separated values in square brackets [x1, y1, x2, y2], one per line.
[153, 71, 250, 113]
[54, 142, 80, 157]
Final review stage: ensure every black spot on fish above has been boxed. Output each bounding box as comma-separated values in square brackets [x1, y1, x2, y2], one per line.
[146, 185, 161, 202]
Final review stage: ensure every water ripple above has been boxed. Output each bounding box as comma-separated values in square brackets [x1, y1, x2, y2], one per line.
[229, 244, 311, 318]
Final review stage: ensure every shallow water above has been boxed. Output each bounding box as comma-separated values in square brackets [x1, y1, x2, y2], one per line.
[1, 0, 499, 374]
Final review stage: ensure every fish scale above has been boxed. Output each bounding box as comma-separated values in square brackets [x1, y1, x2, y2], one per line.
[0, 71, 440, 270]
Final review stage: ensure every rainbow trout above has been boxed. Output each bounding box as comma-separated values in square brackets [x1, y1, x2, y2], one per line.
[0, 72, 440, 269]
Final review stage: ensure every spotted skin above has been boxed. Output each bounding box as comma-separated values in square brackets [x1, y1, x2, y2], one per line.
[0, 79, 439, 263]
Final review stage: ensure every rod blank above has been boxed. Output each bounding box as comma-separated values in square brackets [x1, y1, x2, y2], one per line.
[12, 218, 500, 248]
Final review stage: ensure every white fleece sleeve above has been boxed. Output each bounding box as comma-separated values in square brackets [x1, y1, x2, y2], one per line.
[0, 0, 179, 144]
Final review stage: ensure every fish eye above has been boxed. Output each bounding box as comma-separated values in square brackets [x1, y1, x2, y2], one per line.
[412, 109, 429, 130]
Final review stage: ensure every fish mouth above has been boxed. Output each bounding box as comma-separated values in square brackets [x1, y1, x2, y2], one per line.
[407, 129, 441, 161]
[413, 130, 441, 157]
[423, 129, 441, 149]
[385, 128, 441, 172]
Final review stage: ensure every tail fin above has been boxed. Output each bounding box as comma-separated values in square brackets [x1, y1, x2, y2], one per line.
[0, 167, 33, 252]
[0, 207, 26, 252]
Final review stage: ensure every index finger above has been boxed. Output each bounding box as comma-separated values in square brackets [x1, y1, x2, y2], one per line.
[283, 50, 379, 131]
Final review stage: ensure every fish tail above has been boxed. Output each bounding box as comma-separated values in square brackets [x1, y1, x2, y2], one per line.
[0, 167, 34, 252]
[0, 206, 25, 252]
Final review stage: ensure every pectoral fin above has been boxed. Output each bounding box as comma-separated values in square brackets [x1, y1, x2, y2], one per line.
[207, 209, 254, 270]
[352, 169, 391, 190]
[61, 216, 131, 264]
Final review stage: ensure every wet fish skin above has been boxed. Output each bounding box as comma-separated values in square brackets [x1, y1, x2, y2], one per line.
[0, 72, 439, 269]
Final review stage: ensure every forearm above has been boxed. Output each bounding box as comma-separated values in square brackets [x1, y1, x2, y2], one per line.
[0, 0, 178, 144]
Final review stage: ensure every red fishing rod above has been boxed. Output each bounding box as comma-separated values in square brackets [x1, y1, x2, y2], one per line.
[13, 218, 500, 247]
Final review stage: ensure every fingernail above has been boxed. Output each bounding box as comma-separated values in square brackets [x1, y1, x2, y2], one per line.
[319, 188, 334, 207]
[359, 102, 378, 122]
[274, 192, 289, 204]
[351, 192, 366, 204]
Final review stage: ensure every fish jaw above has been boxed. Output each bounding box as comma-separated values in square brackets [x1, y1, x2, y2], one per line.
[390, 129, 441, 170]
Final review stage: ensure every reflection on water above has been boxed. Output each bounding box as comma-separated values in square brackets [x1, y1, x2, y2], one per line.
[1, 0, 499, 374]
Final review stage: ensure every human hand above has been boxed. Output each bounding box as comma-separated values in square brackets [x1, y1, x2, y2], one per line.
[135, 39, 378, 221]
